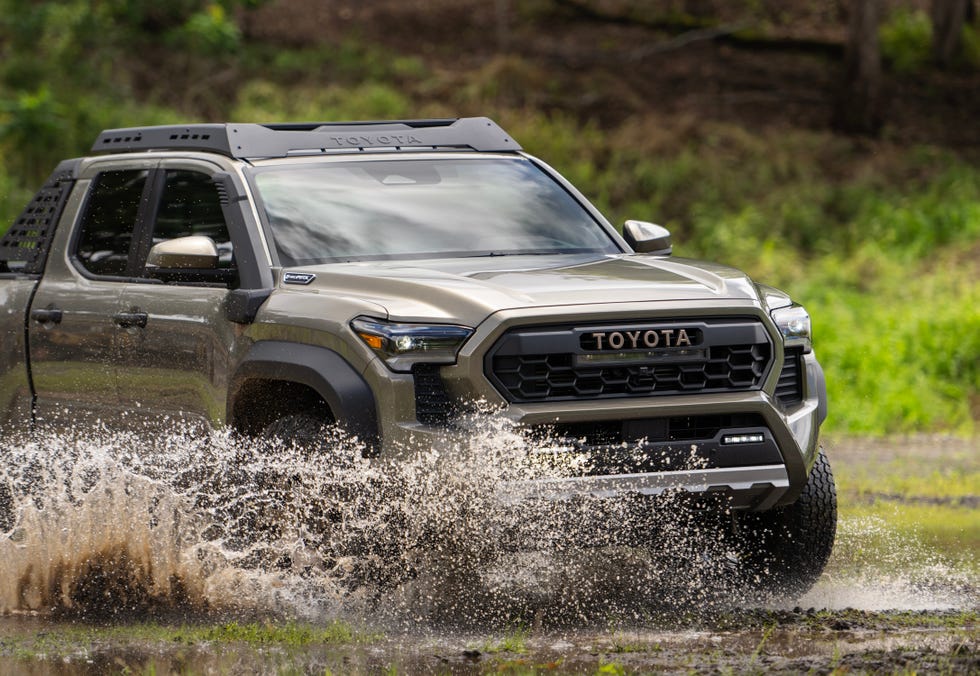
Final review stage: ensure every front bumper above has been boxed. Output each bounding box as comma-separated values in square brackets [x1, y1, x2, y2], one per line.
[363, 303, 827, 513]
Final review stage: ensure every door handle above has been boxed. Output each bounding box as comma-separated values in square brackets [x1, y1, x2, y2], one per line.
[30, 306, 63, 325]
[113, 311, 148, 329]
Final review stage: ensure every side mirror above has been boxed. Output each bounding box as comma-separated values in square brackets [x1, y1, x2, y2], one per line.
[623, 220, 672, 256]
[146, 235, 219, 269]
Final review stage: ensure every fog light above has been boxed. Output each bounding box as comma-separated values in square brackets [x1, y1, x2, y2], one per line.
[722, 433, 765, 445]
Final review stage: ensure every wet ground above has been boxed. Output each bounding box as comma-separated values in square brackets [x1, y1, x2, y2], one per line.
[0, 607, 976, 674]
[0, 432, 976, 674]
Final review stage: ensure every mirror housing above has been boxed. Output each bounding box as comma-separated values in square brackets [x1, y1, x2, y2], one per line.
[623, 220, 672, 256]
[146, 235, 219, 269]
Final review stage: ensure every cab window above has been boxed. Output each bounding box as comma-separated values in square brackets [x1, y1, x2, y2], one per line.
[152, 170, 233, 265]
[141, 170, 237, 286]
[74, 170, 148, 277]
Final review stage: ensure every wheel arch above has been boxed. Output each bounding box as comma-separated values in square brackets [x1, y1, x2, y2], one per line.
[229, 341, 379, 452]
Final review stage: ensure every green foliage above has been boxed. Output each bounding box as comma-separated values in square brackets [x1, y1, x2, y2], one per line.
[196, 620, 366, 646]
[0, 164, 34, 230]
[879, 7, 932, 74]
[802, 255, 980, 435]
[0, 88, 66, 181]
[0, 0, 259, 181]
[250, 42, 428, 85]
[838, 502, 979, 573]
[233, 81, 415, 122]
[177, 4, 242, 56]
[961, 22, 980, 68]
[482, 625, 530, 654]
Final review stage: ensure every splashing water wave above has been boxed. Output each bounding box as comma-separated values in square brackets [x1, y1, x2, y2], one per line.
[0, 415, 973, 625]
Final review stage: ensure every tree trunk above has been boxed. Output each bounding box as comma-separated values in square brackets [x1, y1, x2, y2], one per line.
[931, 0, 970, 67]
[834, 0, 883, 135]
[495, 0, 511, 53]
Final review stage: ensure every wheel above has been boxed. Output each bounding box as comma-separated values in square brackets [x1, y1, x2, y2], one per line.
[260, 412, 335, 452]
[260, 412, 415, 591]
[734, 448, 837, 599]
[186, 412, 338, 570]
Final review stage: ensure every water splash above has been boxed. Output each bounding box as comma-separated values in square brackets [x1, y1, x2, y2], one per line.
[0, 417, 973, 625]
[798, 514, 977, 611]
[0, 414, 748, 624]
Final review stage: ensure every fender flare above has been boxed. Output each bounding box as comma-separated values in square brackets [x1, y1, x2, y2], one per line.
[229, 341, 379, 450]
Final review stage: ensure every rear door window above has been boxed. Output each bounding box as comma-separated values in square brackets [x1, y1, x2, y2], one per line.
[74, 170, 148, 277]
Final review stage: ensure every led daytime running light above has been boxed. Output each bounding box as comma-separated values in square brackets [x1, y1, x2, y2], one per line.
[771, 304, 812, 352]
[351, 316, 473, 372]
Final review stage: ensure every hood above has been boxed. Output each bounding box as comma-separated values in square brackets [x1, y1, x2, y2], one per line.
[282, 254, 762, 326]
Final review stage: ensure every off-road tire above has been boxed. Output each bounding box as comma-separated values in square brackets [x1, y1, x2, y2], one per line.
[262, 412, 416, 591]
[734, 448, 837, 600]
[261, 412, 334, 451]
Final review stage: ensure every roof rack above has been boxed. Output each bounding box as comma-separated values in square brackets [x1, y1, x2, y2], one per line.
[91, 117, 522, 158]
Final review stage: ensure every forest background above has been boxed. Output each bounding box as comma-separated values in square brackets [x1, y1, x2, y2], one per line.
[0, 0, 977, 437]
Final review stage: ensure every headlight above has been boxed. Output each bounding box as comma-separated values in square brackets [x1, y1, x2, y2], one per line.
[351, 316, 473, 372]
[771, 304, 812, 352]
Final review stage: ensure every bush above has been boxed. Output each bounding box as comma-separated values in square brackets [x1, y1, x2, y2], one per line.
[879, 8, 932, 74]
[232, 81, 414, 122]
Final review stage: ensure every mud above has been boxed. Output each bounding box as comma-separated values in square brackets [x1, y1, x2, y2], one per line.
[0, 608, 975, 674]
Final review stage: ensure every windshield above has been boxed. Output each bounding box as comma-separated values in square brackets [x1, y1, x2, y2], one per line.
[250, 157, 619, 264]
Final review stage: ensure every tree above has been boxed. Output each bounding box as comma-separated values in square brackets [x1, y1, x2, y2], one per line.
[834, 0, 883, 135]
[931, 0, 971, 67]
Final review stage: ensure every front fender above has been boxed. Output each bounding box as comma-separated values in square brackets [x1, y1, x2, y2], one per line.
[229, 341, 379, 450]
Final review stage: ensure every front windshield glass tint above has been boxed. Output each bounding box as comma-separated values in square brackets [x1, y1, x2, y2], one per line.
[251, 158, 618, 264]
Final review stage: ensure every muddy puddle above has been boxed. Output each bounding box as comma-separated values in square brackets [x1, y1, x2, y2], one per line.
[0, 426, 976, 673]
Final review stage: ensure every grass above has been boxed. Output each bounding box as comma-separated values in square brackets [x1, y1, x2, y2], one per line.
[192, 620, 370, 646]
[839, 502, 979, 569]
[830, 438, 979, 575]
[1, 620, 375, 661]
[481, 625, 531, 654]
[836, 459, 979, 503]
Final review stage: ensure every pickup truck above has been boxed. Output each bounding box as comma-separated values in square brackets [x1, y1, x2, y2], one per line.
[0, 118, 834, 596]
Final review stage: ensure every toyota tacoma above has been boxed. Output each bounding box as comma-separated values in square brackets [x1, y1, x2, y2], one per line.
[0, 117, 835, 595]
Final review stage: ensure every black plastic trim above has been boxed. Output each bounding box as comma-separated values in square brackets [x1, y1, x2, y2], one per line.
[412, 363, 454, 425]
[524, 416, 782, 475]
[230, 341, 379, 451]
[812, 355, 828, 426]
[0, 159, 80, 275]
[211, 171, 275, 292]
[774, 347, 804, 408]
[225, 288, 272, 324]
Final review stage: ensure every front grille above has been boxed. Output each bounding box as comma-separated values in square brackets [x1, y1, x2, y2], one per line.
[487, 318, 773, 403]
[775, 348, 804, 407]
